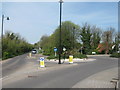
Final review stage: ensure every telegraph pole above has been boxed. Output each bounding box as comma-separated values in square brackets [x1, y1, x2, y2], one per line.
[58, 0, 63, 64]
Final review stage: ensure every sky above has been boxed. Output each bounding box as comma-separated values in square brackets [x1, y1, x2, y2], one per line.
[1, 2, 118, 44]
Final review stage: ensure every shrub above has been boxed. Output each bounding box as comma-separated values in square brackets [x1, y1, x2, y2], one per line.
[110, 53, 120, 58]
[47, 53, 87, 60]
[43, 53, 51, 56]
[38, 50, 43, 54]
[3, 52, 13, 59]
[73, 53, 87, 59]
[47, 55, 58, 60]
[2, 31, 33, 60]
[61, 54, 69, 59]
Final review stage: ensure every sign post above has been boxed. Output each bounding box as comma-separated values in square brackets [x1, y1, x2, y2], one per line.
[40, 57, 45, 68]
[63, 47, 66, 60]
[54, 47, 58, 57]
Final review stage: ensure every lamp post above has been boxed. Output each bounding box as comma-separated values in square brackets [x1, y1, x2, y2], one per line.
[73, 27, 75, 49]
[1, 15, 10, 60]
[1, 15, 10, 39]
[58, 0, 63, 64]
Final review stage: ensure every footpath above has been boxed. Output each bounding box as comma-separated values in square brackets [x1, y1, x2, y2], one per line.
[72, 67, 118, 88]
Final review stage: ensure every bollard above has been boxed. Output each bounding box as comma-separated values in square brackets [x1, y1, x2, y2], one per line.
[69, 55, 73, 64]
[40, 57, 45, 68]
[29, 53, 31, 57]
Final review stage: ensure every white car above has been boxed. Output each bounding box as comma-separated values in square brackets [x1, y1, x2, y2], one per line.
[32, 49, 37, 54]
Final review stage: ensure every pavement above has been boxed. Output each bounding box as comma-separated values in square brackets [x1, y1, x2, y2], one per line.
[72, 67, 118, 88]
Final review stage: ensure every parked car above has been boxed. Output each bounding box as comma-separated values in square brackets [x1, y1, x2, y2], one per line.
[32, 49, 37, 54]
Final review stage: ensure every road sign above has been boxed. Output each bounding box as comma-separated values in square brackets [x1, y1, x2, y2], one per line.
[63, 47, 66, 51]
[54, 47, 57, 52]
[54, 47, 57, 57]
[40, 57, 44, 61]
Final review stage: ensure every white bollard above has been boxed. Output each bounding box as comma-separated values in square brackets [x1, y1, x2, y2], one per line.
[29, 53, 31, 57]
[40, 57, 45, 68]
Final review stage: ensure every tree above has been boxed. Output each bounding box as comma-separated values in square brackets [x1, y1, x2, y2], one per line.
[39, 35, 54, 55]
[102, 27, 115, 54]
[38, 21, 80, 55]
[80, 23, 92, 54]
[112, 32, 120, 53]
[54, 21, 80, 53]
[91, 26, 102, 49]
[2, 31, 33, 59]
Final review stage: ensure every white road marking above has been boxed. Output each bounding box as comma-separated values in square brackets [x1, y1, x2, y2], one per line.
[0, 76, 9, 80]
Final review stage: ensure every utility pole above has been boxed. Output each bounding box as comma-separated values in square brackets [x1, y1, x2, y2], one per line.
[73, 27, 75, 49]
[58, 0, 63, 64]
[1, 15, 4, 40]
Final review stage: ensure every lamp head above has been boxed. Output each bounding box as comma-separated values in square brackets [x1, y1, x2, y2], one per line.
[7, 17, 10, 20]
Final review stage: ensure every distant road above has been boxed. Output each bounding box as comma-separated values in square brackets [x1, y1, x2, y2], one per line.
[2, 55, 118, 88]
[2, 53, 44, 77]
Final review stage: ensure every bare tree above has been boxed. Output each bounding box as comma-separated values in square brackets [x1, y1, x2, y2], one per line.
[102, 27, 115, 54]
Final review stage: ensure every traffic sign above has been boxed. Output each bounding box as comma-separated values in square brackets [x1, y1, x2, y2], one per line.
[54, 47, 57, 52]
[63, 47, 66, 51]
[40, 57, 44, 61]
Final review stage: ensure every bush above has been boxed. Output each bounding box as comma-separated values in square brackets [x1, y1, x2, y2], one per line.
[110, 53, 120, 58]
[74, 53, 87, 59]
[38, 50, 43, 54]
[3, 52, 13, 59]
[43, 53, 51, 56]
[47, 55, 58, 60]
[2, 31, 33, 60]
[47, 53, 87, 60]
[61, 54, 69, 59]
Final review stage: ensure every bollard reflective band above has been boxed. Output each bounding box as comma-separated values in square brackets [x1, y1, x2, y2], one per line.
[40, 61, 44, 67]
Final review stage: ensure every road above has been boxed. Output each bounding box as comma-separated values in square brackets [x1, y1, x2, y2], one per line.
[2, 53, 44, 77]
[2, 54, 118, 88]
[2, 54, 28, 77]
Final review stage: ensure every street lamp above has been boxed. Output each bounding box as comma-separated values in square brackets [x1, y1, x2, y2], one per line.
[58, 0, 63, 64]
[1, 15, 10, 40]
[73, 27, 75, 49]
[1, 15, 10, 60]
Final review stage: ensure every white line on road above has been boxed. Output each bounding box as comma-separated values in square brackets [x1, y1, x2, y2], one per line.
[0, 76, 9, 80]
